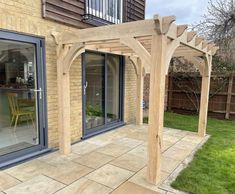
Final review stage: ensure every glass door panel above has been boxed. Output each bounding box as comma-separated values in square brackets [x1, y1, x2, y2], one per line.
[83, 52, 123, 137]
[85, 53, 105, 130]
[107, 55, 120, 123]
[0, 39, 39, 156]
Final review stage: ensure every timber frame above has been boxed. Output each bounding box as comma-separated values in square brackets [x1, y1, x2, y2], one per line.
[52, 14, 218, 184]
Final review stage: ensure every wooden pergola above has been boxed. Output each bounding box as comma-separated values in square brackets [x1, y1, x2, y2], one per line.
[52, 14, 218, 185]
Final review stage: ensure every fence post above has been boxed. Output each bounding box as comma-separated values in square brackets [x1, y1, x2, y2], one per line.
[225, 72, 234, 119]
[167, 73, 173, 111]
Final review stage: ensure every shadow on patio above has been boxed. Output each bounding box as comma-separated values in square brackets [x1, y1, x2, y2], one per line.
[0, 124, 207, 194]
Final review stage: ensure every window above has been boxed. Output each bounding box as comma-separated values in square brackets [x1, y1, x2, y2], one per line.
[85, 0, 123, 24]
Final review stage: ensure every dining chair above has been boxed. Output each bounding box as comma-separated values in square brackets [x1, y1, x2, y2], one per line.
[7, 93, 35, 131]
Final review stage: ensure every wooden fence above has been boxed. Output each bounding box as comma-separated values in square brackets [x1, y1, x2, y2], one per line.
[143, 72, 235, 120]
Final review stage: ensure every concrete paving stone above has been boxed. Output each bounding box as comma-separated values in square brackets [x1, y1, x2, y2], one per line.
[73, 151, 114, 169]
[111, 181, 161, 194]
[55, 177, 112, 194]
[161, 156, 181, 173]
[72, 142, 100, 155]
[128, 144, 148, 159]
[162, 140, 174, 152]
[181, 135, 203, 144]
[162, 135, 181, 144]
[113, 137, 143, 148]
[4, 175, 65, 194]
[38, 152, 80, 166]
[110, 153, 147, 172]
[4, 160, 53, 181]
[43, 161, 93, 185]
[129, 167, 169, 193]
[0, 171, 21, 191]
[163, 147, 191, 161]
[173, 140, 198, 151]
[86, 164, 134, 189]
[96, 143, 132, 157]
[125, 131, 147, 141]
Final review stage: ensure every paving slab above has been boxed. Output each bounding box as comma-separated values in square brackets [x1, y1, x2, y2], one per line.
[4, 160, 53, 181]
[73, 152, 114, 169]
[55, 178, 112, 194]
[112, 137, 143, 148]
[43, 161, 93, 185]
[72, 142, 100, 155]
[110, 153, 146, 172]
[86, 164, 134, 189]
[112, 181, 161, 194]
[96, 143, 132, 157]
[129, 167, 169, 193]
[163, 147, 191, 161]
[4, 175, 65, 194]
[0, 171, 21, 191]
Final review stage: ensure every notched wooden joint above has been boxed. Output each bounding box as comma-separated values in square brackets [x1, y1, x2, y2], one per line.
[154, 14, 176, 35]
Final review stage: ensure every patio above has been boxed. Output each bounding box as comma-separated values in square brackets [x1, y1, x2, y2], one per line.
[0, 124, 207, 194]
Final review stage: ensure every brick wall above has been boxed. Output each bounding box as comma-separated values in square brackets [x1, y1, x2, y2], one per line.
[0, 0, 137, 148]
[124, 58, 137, 123]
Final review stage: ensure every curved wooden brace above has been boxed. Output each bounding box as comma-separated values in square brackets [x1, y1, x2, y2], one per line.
[128, 56, 139, 76]
[204, 54, 212, 76]
[51, 31, 62, 45]
[207, 43, 215, 52]
[120, 37, 152, 71]
[184, 56, 205, 76]
[165, 40, 180, 74]
[154, 15, 176, 35]
[63, 43, 85, 73]
[212, 46, 219, 55]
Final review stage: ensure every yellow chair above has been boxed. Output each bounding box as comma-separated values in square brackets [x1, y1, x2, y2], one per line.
[7, 93, 35, 131]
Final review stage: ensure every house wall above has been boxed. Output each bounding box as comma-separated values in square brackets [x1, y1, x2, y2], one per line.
[124, 58, 137, 124]
[0, 0, 137, 148]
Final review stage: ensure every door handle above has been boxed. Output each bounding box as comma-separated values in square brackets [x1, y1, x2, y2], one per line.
[84, 81, 88, 95]
[30, 88, 43, 99]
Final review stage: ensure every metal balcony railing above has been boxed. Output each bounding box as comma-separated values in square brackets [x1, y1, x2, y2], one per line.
[83, 0, 123, 25]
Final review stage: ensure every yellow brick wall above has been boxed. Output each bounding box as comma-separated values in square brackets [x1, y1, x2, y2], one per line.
[0, 0, 137, 148]
[124, 58, 137, 123]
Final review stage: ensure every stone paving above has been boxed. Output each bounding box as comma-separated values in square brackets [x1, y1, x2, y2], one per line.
[0, 124, 207, 194]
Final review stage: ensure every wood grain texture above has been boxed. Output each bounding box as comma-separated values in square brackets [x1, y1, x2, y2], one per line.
[42, 0, 92, 28]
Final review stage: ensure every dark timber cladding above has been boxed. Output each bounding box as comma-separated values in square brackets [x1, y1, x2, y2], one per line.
[123, 0, 145, 22]
[42, 0, 93, 28]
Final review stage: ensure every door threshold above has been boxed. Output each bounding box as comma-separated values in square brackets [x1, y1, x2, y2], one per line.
[82, 122, 125, 140]
[0, 148, 52, 169]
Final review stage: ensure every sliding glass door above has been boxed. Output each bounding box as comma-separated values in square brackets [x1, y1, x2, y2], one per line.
[83, 51, 124, 137]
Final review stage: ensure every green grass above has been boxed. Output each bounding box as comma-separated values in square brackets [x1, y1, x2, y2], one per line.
[144, 112, 235, 194]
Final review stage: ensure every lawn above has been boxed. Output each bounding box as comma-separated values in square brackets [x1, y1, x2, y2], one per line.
[145, 112, 235, 194]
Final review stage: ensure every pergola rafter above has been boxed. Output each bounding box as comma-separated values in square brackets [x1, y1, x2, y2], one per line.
[52, 14, 218, 185]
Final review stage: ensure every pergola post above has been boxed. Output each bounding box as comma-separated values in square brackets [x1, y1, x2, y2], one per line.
[198, 55, 212, 137]
[147, 34, 167, 184]
[52, 31, 85, 155]
[57, 45, 71, 155]
[136, 58, 144, 125]
[57, 69, 71, 154]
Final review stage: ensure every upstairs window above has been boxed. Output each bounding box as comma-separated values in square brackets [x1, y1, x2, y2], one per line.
[84, 0, 123, 24]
